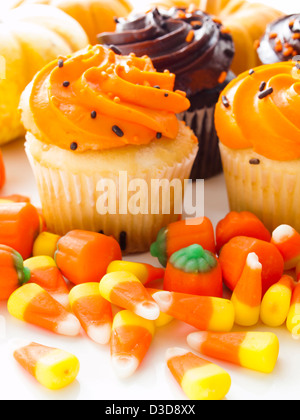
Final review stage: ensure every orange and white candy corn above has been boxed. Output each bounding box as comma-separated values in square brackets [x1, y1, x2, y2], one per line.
[69, 283, 113, 344]
[187, 331, 279, 374]
[260, 275, 295, 328]
[13, 342, 80, 390]
[271, 225, 300, 270]
[151, 290, 234, 332]
[107, 261, 165, 286]
[99, 271, 160, 321]
[231, 253, 262, 327]
[166, 347, 231, 400]
[111, 310, 155, 378]
[286, 282, 300, 339]
[7, 283, 81, 337]
[24, 256, 69, 308]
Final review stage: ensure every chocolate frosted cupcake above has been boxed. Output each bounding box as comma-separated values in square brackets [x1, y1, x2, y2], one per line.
[257, 14, 300, 64]
[98, 7, 235, 179]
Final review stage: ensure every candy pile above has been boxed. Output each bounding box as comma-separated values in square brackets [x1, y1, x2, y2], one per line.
[1, 196, 300, 400]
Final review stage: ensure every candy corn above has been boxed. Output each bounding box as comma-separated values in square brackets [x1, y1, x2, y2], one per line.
[111, 310, 155, 378]
[219, 236, 284, 296]
[147, 288, 173, 328]
[271, 225, 300, 270]
[231, 253, 262, 327]
[7, 283, 81, 336]
[286, 283, 300, 339]
[55, 230, 122, 285]
[150, 217, 216, 267]
[100, 271, 160, 321]
[0, 202, 40, 260]
[260, 275, 295, 328]
[187, 331, 280, 374]
[24, 256, 69, 307]
[69, 283, 113, 344]
[216, 211, 271, 253]
[33, 232, 61, 259]
[151, 290, 235, 332]
[166, 347, 231, 400]
[14, 342, 80, 390]
[0, 245, 30, 301]
[107, 260, 165, 286]
[164, 244, 223, 298]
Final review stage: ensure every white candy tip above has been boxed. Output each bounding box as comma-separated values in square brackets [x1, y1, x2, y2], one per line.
[111, 354, 139, 379]
[187, 332, 207, 352]
[246, 252, 262, 270]
[135, 301, 160, 321]
[55, 314, 81, 337]
[87, 323, 112, 345]
[165, 347, 189, 363]
[151, 291, 172, 313]
[272, 225, 295, 243]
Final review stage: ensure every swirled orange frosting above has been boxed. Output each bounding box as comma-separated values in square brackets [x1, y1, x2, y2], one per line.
[27, 45, 192, 152]
[215, 61, 300, 161]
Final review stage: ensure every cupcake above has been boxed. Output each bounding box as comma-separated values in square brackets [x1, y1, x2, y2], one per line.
[97, 7, 235, 180]
[215, 61, 300, 233]
[257, 14, 300, 64]
[20, 45, 198, 254]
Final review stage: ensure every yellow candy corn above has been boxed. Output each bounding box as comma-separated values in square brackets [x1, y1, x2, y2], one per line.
[14, 342, 80, 390]
[100, 271, 160, 320]
[166, 347, 231, 400]
[32, 232, 61, 258]
[69, 283, 113, 344]
[187, 331, 280, 374]
[111, 310, 155, 378]
[287, 283, 300, 339]
[7, 283, 81, 336]
[260, 275, 294, 328]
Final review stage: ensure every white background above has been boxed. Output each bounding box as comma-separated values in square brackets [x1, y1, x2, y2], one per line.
[0, 0, 300, 402]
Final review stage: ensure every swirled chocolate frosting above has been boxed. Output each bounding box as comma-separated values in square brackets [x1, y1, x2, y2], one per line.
[257, 14, 300, 64]
[97, 8, 235, 97]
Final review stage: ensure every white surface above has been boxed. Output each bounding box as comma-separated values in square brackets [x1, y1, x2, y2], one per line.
[1, 0, 299, 403]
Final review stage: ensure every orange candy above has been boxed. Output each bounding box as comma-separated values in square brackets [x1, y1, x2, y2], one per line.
[271, 225, 300, 270]
[0, 202, 40, 260]
[216, 211, 271, 253]
[55, 230, 122, 285]
[219, 236, 284, 296]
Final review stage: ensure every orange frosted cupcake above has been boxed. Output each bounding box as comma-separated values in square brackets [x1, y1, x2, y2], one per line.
[215, 61, 300, 232]
[20, 45, 198, 254]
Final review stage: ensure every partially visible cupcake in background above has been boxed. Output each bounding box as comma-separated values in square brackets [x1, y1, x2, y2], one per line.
[257, 14, 300, 64]
[215, 61, 300, 233]
[97, 6, 235, 180]
[19, 45, 198, 254]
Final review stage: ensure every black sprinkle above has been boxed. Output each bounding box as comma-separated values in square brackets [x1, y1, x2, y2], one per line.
[119, 231, 127, 251]
[222, 95, 230, 108]
[112, 125, 124, 137]
[153, 85, 161, 89]
[109, 45, 122, 55]
[193, 24, 202, 30]
[156, 132, 162, 139]
[70, 142, 78, 151]
[249, 69, 255, 75]
[164, 93, 169, 97]
[259, 81, 266, 92]
[258, 87, 273, 99]
[224, 48, 234, 58]
[58, 59, 64, 68]
[91, 110, 97, 119]
[98, 230, 104, 234]
[114, 17, 119, 24]
[63, 81, 70, 87]
[249, 158, 260, 165]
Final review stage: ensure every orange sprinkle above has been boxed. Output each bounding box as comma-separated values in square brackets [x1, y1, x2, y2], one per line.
[186, 30, 195, 43]
[218, 71, 227, 84]
[283, 47, 294, 57]
[269, 32, 278, 39]
[221, 27, 231, 34]
[289, 20, 295, 28]
[292, 33, 300, 40]
[254, 40, 260, 49]
[212, 17, 223, 25]
[114, 97, 121, 104]
[176, 10, 186, 19]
